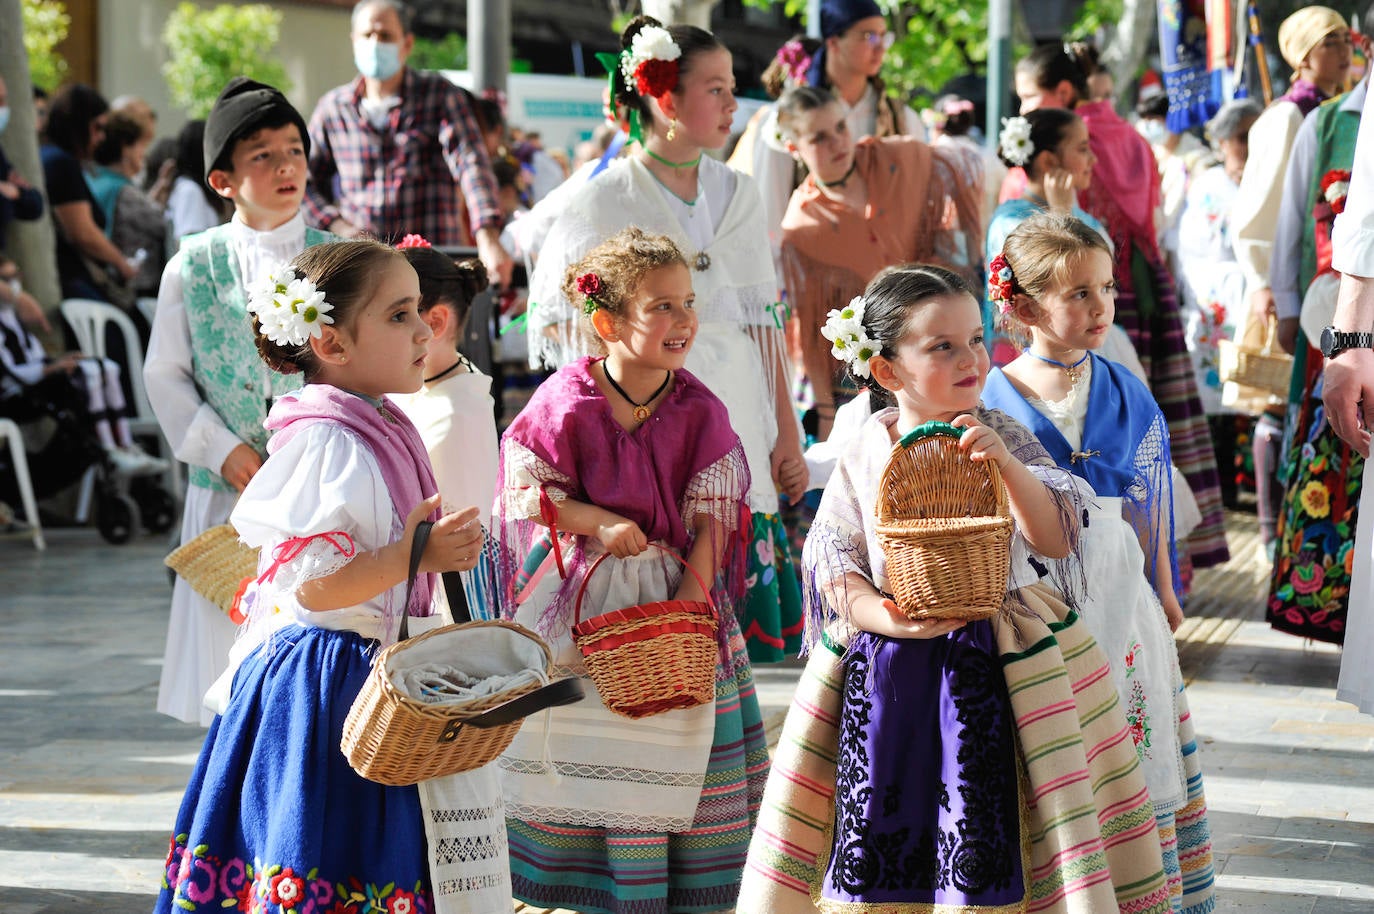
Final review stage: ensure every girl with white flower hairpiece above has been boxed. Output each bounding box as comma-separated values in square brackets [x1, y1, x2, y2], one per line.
[740, 262, 1177, 914]
[157, 239, 490, 914]
[528, 14, 810, 669]
[984, 107, 1106, 364]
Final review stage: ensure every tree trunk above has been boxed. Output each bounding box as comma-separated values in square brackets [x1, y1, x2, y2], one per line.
[1101, 0, 1156, 111]
[640, 0, 715, 30]
[0, 0, 61, 321]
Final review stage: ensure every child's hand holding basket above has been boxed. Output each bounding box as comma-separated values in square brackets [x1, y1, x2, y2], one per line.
[875, 420, 1014, 622]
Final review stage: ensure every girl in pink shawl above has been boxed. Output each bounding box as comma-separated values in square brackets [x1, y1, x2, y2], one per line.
[155, 240, 485, 914]
[1012, 42, 1230, 572]
[494, 228, 769, 914]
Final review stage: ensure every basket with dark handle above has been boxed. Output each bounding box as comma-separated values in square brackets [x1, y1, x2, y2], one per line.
[341, 520, 584, 786]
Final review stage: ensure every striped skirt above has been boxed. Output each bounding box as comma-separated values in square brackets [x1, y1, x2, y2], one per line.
[1155, 685, 1217, 914]
[738, 584, 1174, 914]
[506, 616, 770, 914]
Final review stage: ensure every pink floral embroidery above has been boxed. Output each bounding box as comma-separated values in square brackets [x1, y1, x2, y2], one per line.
[1122, 640, 1152, 758]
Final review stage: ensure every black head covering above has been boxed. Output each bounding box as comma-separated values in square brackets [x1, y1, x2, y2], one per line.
[203, 77, 310, 180]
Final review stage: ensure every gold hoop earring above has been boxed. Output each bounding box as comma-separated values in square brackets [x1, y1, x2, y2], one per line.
[666, 119, 678, 142]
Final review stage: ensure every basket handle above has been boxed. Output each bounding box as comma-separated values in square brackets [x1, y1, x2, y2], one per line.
[572, 543, 715, 625]
[886, 419, 1011, 519]
[443, 676, 585, 733]
[396, 520, 433, 642]
[1261, 314, 1279, 355]
[895, 420, 963, 449]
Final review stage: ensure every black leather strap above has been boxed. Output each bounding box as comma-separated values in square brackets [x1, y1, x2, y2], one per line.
[445, 675, 585, 733]
[397, 520, 433, 642]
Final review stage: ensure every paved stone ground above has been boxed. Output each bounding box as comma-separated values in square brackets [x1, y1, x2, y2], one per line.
[1, 510, 1371, 913]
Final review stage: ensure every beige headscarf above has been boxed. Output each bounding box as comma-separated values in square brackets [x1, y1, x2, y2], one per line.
[1278, 6, 1348, 70]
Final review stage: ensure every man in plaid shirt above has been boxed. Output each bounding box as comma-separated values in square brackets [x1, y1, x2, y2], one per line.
[305, 0, 514, 286]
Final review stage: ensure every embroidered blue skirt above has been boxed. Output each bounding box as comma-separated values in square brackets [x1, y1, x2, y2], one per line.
[154, 625, 432, 913]
[820, 624, 1026, 909]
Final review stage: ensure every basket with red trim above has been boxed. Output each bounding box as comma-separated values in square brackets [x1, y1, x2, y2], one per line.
[571, 545, 718, 719]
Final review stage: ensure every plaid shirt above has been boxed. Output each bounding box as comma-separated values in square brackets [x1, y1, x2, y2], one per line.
[304, 68, 502, 245]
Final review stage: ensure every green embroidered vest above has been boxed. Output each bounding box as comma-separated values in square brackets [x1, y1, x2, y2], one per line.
[181, 224, 335, 492]
[1300, 92, 1362, 291]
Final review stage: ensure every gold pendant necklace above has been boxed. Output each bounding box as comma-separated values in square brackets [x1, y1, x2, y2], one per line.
[603, 361, 671, 424]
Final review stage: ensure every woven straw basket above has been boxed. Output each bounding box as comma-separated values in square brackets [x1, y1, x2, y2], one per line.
[875, 421, 1012, 621]
[1218, 316, 1292, 398]
[571, 545, 719, 720]
[342, 620, 553, 786]
[164, 524, 259, 622]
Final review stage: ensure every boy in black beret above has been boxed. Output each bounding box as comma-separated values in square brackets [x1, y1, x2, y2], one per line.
[143, 78, 338, 726]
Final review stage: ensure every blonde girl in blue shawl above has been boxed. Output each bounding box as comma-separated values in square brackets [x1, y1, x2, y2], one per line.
[982, 211, 1217, 913]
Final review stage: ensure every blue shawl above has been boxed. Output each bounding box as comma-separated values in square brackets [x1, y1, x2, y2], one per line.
[982, 354, 1179, 595]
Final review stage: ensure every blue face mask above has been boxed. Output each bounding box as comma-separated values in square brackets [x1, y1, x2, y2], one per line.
[1139, 118, 1169, 146]
[0, 107, 10, 135]
[354, 38, 403, 81]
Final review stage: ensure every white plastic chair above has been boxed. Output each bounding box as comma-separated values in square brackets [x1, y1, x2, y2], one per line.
[0, 418, 46, 550]
[59, 298, 182, 509]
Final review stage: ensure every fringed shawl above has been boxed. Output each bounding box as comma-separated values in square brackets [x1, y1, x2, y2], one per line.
[525, 156, 780, 369]
[780, 137, 982, 395]
[264, 385, 442, 622]
[780, 136, 981, 300]
[800, 405, 1088, 651]
[982, 356, 1180, 597]
[494, 358, 751, 635]
[1077, 98, 1165, 285]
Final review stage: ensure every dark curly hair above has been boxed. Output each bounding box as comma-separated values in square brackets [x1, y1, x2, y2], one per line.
[46, 84, 109, 159]
[252, 239, 407, 377]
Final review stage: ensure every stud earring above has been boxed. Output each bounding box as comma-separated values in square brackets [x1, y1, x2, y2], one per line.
[666, 119, 678, 142]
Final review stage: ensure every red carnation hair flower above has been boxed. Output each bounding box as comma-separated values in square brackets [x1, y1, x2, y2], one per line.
[635, 59, 679, 97]
[576, 272, 603, 297]
[396, 234, 432, 249]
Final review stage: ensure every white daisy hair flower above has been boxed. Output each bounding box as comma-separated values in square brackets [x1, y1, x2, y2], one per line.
[999, 116, 1034, 167]
[246, 266, 335, 348]
[822, 296, 878, 376]
[850, 333, 879, 379]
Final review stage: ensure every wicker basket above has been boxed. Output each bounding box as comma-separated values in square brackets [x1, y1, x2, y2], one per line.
[875, 421, 1012, 621]
[1218, 316, 1293, 398]
[342, 620, 555, 786]
[571, 546, 719, 720]
[164, 524, 259, 623]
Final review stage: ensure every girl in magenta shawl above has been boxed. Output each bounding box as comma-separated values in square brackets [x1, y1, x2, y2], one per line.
[493, 228, 769, 914]
[1012, 42, 1230, 573]
[155, 240, 484, 914]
